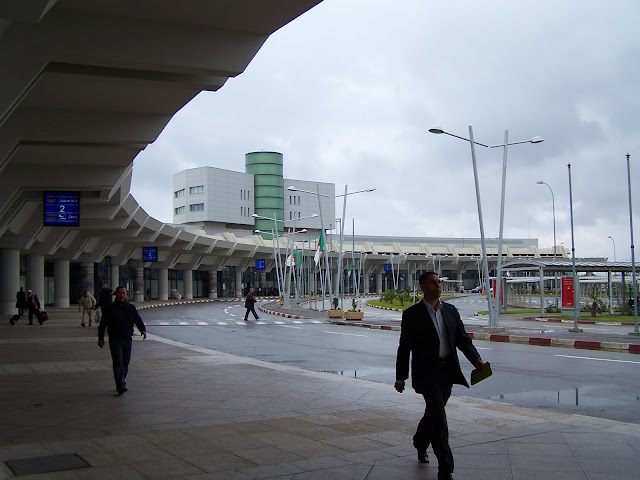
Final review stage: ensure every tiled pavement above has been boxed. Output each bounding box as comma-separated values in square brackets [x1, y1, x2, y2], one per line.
[1, 302, 639, 479]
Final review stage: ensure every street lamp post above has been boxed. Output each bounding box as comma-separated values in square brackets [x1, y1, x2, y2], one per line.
[625, 153, 639, 335]
[429, 126, 497, 328]
[288, 185, 374, 311]
[491, 131, 544, 317]
[253, 213, 317, 308]
[537, 180, 558, 308]
[608, 236, 616, 262]
[567, 163, 582, 332]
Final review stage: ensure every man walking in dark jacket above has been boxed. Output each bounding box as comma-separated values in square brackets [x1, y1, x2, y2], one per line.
[98, 286, 146, 395]
[244, 287, 259, 321]
[395, 272, 485, 480]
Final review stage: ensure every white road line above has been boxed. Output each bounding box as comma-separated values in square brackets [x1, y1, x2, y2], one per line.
[197, 321, 208, 325]
[179, 321, 188, 325]
[274, 321, 285, 324]
[256, 321, 266, 325]
[555, 354, 640, 365]
[235, 321, 246, 325]
[292, 320, 303, 324]
[278, 325, 302, 329]
[311, 320, 322, 324]
[159, 321, 170, 325]
[216, 321, 227, 325]
[323, 330, 368, 337]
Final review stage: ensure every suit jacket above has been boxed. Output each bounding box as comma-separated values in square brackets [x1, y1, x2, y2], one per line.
[396, 299, 480, 392]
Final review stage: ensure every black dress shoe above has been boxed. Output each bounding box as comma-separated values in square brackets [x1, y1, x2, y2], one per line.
[117, 386, 127, 395]
[437, 472, 453, 480]
[417, 449, 429, 463]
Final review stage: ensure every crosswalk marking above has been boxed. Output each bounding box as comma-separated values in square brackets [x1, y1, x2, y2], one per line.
[217, 321, 227, 325]
[197, 321, 207, 325]
[179, 321, 188, 325]
[311, 320, 322, 324]
[274, 321, 285, 324]
[256, 321, 266, 325]
[235, 321, 246, 325]
[159, 321, 170, 325]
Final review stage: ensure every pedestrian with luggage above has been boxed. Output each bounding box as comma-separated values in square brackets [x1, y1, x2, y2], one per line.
[25, 289, 41, 325]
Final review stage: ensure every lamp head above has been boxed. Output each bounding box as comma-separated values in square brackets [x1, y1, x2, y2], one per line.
[287, 186, 297, 191]
[536, 181, 544, 185]
[428, 126, 445, 134]
[530, 136, 544, 144]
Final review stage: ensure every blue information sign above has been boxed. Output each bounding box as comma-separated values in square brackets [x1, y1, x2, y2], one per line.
[142, 247, 158, 262]
[43, 192, 80, 226]
[384, 263, 391, 272]
[255, 259, 265, 270]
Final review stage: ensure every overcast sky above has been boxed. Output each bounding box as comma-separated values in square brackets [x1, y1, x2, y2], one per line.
[131, 0, 640, 260]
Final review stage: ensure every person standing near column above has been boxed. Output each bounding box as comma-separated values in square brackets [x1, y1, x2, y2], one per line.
[395, 272, 486, 480]
[78, 290, 96, 327]
[98, 286, 146, 395]
[243, 287, 259, 321]
[15, 287, 27, 316]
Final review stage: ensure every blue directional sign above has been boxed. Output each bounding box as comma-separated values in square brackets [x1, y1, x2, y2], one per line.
[43, 192, 80, 226]
[384, 263, 391, 272]
[255, 259, 265, 270]
[142, 247, 158, 262]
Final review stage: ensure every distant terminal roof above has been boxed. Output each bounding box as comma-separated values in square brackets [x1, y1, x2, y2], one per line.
[501, 259, 635, 273]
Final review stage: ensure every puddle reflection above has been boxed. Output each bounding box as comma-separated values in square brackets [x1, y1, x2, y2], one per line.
[491, 386, 639, 407]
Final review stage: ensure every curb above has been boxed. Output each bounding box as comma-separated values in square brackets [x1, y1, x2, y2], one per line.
[332, 320, 640, 354]
[258, 306, 306, 319]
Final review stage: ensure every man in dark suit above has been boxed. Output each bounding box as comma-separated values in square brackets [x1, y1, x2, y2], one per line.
[395, 272, 486, 480]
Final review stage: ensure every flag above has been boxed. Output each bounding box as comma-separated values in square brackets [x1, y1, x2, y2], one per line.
[314, 232, 324, 266]
[348, 262, 354, 277]
[293, 251, 302, 266]
[286, 254, 293, 267]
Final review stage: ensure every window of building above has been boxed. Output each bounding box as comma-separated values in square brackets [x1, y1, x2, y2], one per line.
[190, 185, 204, 194]
[190, 203, 204, 212]
[175, 189, 185, 198]
[175, 206, 185, 215]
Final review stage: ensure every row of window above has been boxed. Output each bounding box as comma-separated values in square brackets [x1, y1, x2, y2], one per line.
[289, 211, 302, 220]
[174, 185, 204, 198]
[289, 195, 301, 205]
[241, 189, 250, 200]
[241, 206, 251, 217]
[175, 203, 204, 215]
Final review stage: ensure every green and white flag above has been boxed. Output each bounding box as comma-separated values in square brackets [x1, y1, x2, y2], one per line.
[314, 232, 324, 266]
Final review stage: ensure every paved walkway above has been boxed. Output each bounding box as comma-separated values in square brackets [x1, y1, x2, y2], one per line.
[1, 301, 639, 479]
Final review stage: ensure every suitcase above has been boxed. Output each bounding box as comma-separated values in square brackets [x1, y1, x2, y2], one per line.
[38, 310, 48, 324]
[10, 314, 20, 325]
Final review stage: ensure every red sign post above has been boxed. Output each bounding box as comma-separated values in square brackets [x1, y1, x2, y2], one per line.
[561, 276, 574, 308]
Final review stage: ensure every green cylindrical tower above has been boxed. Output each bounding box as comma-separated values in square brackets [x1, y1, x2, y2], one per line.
[245, 151, 284, 238]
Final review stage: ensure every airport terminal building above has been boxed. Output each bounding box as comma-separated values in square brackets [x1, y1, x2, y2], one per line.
[0, 1, 577, 314]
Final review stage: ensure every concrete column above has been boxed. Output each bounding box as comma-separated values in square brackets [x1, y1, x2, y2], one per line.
[54, 259, 70, 308]
[110, 265, 119, 291]
[158, 268, 168, 301]
[408, 272, 415, 292]
[133, 267, 144, 302]
[363, 273, 370, 294]
[235, 270, 243, 298]
[28, 255, 45, 302]
[80, 262, 94, 296]
[260, 271, 267, 289]
[183, 270, 193, 300]
[208, 271, 217, 298]
[376, 272, 383, 295]
[0, 249, 20, 314]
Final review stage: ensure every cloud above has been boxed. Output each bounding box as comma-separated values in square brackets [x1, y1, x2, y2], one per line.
[131, 0, 640, 259]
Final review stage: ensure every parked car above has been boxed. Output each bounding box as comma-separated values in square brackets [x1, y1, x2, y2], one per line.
[471, 286, 482, 293]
